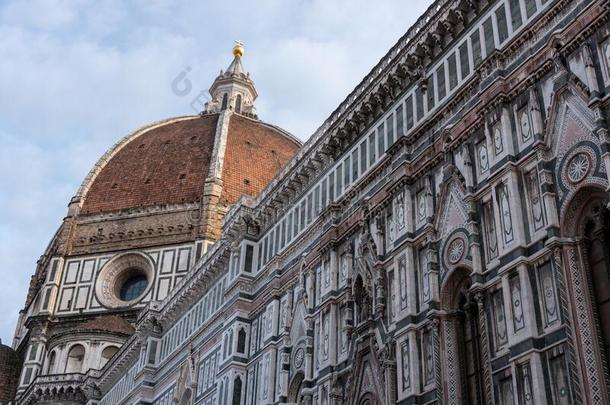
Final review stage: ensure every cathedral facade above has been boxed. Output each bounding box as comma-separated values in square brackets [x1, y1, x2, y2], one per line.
[6, 0, 610, 404]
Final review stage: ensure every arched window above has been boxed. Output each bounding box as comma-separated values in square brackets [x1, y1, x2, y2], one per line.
[235, 94, 242, 114]
[221, 93, 228, 110]
[218, 380, 224, 404]
[99, 346, 119, 369]
[47, 350, 57, 374]
[232, 376, 242, 405]
[65, 344, 85, 373]
[179, 388, 192, 405]
[237, 328, 246, 354]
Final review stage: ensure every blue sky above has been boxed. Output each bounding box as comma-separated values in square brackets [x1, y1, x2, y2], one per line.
[0, 0, 432, 344]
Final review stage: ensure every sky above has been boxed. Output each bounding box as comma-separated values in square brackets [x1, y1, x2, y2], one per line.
[0, 0, 433, 345]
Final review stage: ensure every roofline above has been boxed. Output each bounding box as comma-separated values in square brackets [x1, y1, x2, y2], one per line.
[250, 0, 453, 208]
[235, 113, 303, 147]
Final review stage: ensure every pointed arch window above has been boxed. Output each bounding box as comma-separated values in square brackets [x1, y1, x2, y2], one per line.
[232, 376, 242, 405]
[237, 328, 246, 354]
[221, 93, 228, 110]
[47, 350, 57, 374]
[235, 94, 242, 113]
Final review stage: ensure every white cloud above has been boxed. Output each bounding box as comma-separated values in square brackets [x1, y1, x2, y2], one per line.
[0, 0, 433, 343]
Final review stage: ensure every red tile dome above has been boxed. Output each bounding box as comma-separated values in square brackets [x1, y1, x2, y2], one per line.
[78, 114, 300, 215]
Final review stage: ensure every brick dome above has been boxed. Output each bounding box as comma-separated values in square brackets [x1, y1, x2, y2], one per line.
[79, 114, 300, 215]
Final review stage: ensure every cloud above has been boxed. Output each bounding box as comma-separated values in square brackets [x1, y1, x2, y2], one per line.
[0, 0, 432, 343]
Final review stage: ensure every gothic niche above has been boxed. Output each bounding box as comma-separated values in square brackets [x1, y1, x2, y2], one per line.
[353, 275, 372, 325]
[353, 219, 384, 324]
[287, 371, 305, 404]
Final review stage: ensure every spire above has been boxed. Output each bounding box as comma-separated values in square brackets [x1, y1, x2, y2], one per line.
[203, 41, 258, 118]
[225, 42, 245, 75]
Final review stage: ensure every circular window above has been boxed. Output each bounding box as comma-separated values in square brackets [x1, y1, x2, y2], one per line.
[447, 237, 466, 265]
[119, 273, 148, 301]
[95, 252, 154, 309]
[567, 152, 591, 184]
[293, 347, 305, 369]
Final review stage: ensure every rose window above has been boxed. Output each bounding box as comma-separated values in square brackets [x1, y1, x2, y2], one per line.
[567, 153, 590, 184]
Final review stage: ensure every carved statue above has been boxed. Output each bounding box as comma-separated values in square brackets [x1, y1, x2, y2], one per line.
[552, 46, 567, 74]
[242, 98, 257, 116]
[301, 272, 309, 308]
[205, 97, 220, 113]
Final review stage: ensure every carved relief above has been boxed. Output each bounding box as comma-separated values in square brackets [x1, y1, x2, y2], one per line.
[509, 275, 525, 332]
[497, 183, 514, 245]
[524, 168, 545, 232]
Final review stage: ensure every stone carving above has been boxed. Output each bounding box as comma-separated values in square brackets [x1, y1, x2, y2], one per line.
[567, 152, 591, 184]
[447, 237, 465, 265]
[509, 276, 525, 331]
[498, 183, 514, 244]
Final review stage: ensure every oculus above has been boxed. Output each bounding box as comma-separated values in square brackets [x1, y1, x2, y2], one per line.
[95, 252, 154, 309]
[567, 152, 591, 184]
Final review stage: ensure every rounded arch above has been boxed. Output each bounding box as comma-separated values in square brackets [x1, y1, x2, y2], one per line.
[236, 327, 246, 354]
[358, 392, 377, 405]
[232, 376, 243, 405]
[65, 344, 86, 373]
[46, 349, 57, 374]
[440, 266, 472, 311]
[287, 371, 305, 403]
[559, 186, 610, 399]
[439, 266, 485, 404]
[560, 185, 608, 237]
[99, 345, 119, 369]
[235, 94, 242, 114]
[178, 387, 192, 405]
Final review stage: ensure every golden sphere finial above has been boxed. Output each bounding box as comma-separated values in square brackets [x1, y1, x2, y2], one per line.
[233, 40, 244, 57]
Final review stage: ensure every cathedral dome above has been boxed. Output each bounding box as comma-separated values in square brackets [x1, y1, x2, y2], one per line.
[78, 113, 300, 215]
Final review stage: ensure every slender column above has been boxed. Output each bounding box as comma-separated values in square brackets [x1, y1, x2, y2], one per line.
[441, 317, 461, 405]
[405, 245, 417, 315]
[553, 247, 584, 404]
[519, 264, 538, 337]
[530, 352, 549, 405]
[474, 292, 493, 405]
[582, 43, 600, 98]
[408, 330, 420, 396]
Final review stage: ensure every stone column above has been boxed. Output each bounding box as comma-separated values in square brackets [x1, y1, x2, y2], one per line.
[329, 304, 338, 365]
[305, 318, 315, 381]
[381, 351, 397, 404]
[473, 292, 493, 405]
[467, 201, 484, 276]
[529, 352, 549, 405]
[537, 151, 560, 230]
[507, 169, 527, 246]
[330, 247, 338, 291]
[519, 264, 538, 338]
[408, 329, 420, 396]
[427, 244, 440, 303]
[563, 244, 609, 404]
[583, 43, 600, 98]
[501, 105, 516, 156]
[405, 245, 417, 315]
[441, 317, 462, 405]
[305, 268, 315, 311]
[277, 338, 291, 402]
